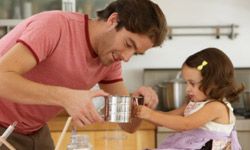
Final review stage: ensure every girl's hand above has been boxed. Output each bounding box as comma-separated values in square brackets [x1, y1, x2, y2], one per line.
[132, 86, 158, 109]
[134, 105, 153, 120]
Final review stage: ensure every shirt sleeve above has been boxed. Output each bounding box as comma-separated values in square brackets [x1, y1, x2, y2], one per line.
[99, 62, 123, 84]
[17, 13, 63, 63]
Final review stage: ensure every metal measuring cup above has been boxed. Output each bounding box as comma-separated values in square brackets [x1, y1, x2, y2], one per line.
[93, 96, 144, 123]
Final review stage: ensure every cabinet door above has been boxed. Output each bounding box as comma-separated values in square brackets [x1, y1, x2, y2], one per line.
[157, 132, 173, 147]
[51, 130, 155, 150]
[237, 131, 250, 150]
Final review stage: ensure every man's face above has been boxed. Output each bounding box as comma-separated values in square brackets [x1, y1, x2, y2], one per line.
[96, 27, 154, 66]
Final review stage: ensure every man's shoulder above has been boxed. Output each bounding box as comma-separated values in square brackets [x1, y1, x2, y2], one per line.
[27, 10, 86, 28]
[30, 10, 84, 20]
[31, 11, 68, 20]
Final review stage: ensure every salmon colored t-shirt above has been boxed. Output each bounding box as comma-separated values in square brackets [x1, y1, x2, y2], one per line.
[0, 11, 122, 134]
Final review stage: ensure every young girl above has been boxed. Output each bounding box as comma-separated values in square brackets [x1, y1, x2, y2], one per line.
[136, 47, 244, 150]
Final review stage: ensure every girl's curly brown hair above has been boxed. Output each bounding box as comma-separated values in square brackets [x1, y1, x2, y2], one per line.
[183, 47, 244, 102]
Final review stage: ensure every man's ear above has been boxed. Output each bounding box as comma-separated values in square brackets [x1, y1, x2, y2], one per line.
[106, 12, 119, 28]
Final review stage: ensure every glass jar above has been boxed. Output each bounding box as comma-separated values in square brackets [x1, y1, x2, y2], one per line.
[67, 134, 92, 150]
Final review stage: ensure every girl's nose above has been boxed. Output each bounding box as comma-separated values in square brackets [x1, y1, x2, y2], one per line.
[185, 84, 191, 93]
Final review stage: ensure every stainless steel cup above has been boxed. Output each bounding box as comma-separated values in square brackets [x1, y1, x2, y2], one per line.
[93, 95, 144, 123]
[106, 96, 132, 122]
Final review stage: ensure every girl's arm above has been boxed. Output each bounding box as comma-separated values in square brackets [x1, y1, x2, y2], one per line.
[165, 103, 188, 116]
[136, 101, 226, 131]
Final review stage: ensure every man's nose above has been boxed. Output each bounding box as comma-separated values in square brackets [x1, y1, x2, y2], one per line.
[122, 50, 134, 62]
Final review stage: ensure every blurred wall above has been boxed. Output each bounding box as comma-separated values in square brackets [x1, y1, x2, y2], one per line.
[122, 0, 250, 92]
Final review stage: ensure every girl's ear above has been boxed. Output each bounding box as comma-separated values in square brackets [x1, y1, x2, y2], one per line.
[205, 83, 216, 96]
[106, 12, 119, 29]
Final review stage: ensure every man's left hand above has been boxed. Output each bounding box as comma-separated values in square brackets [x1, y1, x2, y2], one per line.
[132, 86, 158, 109]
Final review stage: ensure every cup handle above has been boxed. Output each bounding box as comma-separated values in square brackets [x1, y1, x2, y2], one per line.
[104, 96, 109, 121]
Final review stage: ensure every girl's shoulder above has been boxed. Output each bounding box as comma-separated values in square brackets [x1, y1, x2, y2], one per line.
[184, 99, 230, 119]
[204, 99, 228, 112]
[204, 99, 232, 124]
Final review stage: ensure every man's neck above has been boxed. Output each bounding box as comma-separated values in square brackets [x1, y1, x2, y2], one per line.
[88, 19, 104, 55]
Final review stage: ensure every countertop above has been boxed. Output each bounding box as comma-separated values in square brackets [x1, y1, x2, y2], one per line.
[48, 116, 156, 132]
[48, 115, 248, 132]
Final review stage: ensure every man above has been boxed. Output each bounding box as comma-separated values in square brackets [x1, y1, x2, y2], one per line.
[0, 0, 167, 149]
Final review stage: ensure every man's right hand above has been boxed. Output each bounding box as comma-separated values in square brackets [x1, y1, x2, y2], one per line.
[62, 89, 109, 127]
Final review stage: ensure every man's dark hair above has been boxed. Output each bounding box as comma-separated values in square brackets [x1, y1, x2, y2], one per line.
[97, 0, 168, 47]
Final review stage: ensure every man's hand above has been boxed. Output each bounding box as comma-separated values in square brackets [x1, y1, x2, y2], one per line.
[62, 89, 109, 128]
[132, 86, 159, 109]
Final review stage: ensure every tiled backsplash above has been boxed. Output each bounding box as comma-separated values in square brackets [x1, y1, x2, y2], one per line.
[143, 68, 250, 110]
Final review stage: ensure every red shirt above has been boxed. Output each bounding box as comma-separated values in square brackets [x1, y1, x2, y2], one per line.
[0, 11, 122, 134]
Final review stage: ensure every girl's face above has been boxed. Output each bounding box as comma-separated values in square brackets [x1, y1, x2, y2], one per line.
[182, 64, 207, 102]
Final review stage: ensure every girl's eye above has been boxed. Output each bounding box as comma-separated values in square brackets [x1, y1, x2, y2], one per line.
[191, 83, 195, 86]
[186, 81, 195, 87]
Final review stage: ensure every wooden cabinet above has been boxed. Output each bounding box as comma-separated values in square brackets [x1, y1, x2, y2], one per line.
[235, 118, 250, 150]
[237, 131, 250, 150]
[48, 117, 156, 150]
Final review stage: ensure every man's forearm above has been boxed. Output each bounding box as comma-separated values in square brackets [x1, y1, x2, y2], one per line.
[119, 118, 142, 133]
[0, 72, 68, 106]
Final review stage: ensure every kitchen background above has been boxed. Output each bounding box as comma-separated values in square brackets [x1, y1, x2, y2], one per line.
[0, 0, 113, 19]
[1, 0, 250, 149]
[1, 0, 250, 88]
[0, 0, 114, 36]
[123, 0, 250, 92]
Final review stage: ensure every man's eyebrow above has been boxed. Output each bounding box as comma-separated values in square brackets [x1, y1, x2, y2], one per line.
[128, 38, 138, 51]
